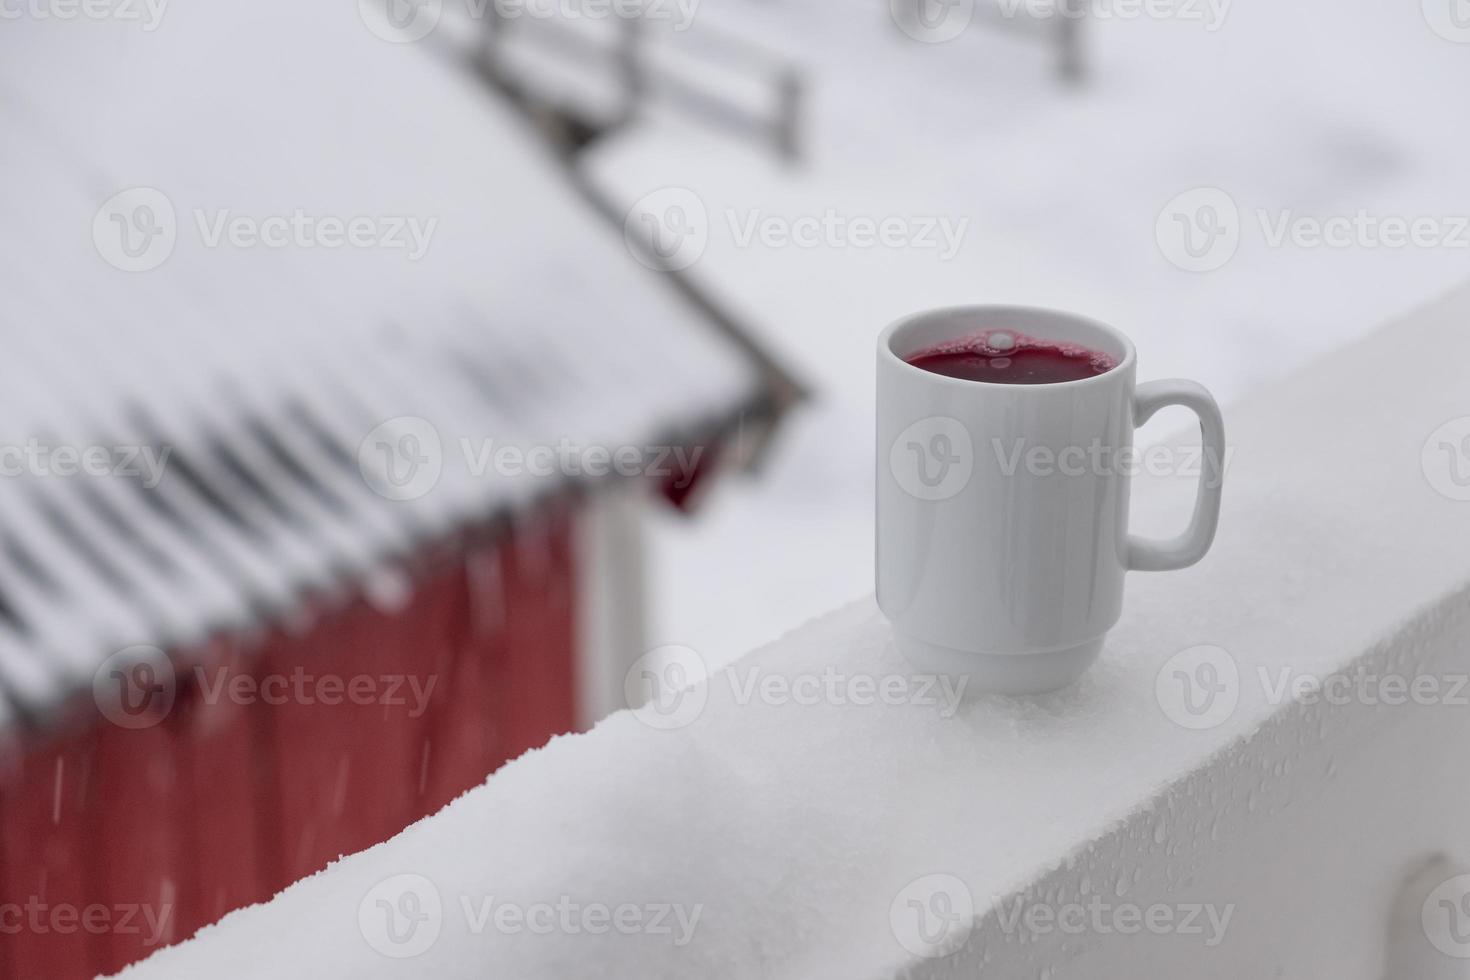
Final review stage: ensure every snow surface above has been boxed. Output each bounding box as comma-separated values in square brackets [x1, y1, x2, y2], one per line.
[115, 282, 1470, 977]
[578, 0, 1470, 670]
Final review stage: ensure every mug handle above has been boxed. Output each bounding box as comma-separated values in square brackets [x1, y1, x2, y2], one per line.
[1126, 379, 1225, 572]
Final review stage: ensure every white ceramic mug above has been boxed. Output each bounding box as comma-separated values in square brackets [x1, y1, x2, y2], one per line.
[876, 306, 1225, 694]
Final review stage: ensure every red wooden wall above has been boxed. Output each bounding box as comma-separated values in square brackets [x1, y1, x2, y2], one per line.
[0, 509, 580, 979]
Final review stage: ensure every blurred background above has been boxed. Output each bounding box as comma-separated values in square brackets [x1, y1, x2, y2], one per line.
[3, 0, 1470, 975]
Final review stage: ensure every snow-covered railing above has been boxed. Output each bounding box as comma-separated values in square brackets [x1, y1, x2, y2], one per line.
[468, 5, 805, 160]
[118, 282, 1470, 977]
[890, 0, 1086, 81]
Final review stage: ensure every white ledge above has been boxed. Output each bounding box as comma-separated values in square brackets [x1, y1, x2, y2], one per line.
[120, 284, 1470, 978]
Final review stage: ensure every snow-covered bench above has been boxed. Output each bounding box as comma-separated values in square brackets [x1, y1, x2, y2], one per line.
[117, 282, 1470, 978]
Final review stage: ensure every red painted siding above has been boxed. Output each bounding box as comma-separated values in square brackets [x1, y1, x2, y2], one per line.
[0, 512, 582, 979]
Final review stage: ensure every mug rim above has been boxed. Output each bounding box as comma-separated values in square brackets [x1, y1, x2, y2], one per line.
[879, 305, 1138, 390]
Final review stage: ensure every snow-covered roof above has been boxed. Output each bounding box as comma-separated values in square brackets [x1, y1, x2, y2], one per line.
[0, 1, 764, 724]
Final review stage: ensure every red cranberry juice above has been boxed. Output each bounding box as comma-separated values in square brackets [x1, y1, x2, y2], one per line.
[905, 330, 1117, 385]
